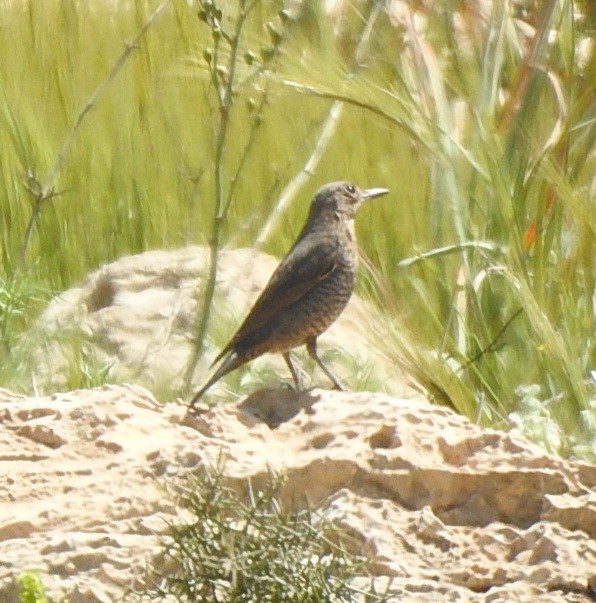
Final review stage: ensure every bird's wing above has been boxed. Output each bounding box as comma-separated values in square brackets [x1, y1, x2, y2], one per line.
[213, 233, 342, 363]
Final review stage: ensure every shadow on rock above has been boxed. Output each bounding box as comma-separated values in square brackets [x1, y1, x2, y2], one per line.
[239, 387, 322, 428]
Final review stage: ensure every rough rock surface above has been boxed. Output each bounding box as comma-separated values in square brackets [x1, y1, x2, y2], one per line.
[26, 247, 411, 399]
[1, 385, 594, 602]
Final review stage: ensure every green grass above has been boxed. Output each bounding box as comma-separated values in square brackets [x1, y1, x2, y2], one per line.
[0, 0, 594, 459]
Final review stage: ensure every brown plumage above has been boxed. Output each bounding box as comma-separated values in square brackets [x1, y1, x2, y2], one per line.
[189, 181, 389, 406]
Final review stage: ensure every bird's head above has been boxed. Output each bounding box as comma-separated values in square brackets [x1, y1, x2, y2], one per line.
[308, 181, 389, 224]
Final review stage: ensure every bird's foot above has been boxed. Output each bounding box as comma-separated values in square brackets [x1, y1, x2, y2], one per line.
[282, 381, 298, 392]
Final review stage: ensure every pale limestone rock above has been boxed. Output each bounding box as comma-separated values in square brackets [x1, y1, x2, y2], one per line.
[27, 247, 411, 399]
[1, 385, 594, 602]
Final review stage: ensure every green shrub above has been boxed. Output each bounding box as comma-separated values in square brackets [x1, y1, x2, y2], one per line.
[146, 465, 393, 602]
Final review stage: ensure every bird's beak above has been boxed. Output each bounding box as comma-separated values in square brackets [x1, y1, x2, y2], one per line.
[362, 187, 389, 200]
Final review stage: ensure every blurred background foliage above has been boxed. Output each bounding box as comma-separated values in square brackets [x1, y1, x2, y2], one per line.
[0, 0, 594, 459]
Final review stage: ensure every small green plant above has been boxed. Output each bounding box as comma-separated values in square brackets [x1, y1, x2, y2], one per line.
[146, 464, 393, 602]
[16, 571, 48, 603]
[509, 380, 596, 462]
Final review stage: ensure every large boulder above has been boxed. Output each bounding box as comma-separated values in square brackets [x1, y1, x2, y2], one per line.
[0, 385, 594, 602]
[27, 247, 411, 399]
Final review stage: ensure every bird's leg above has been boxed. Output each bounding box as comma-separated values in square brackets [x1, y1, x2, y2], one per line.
[282, 352, 302, 390]
[306, 337, 344, 391]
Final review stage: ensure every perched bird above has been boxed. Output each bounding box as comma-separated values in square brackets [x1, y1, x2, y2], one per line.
[189, 181, 389, 407]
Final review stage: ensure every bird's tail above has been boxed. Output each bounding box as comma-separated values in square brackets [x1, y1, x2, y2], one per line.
[188, 350, 243, 408]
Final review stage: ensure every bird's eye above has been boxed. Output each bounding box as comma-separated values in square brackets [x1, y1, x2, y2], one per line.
[346, 184, 356, 194]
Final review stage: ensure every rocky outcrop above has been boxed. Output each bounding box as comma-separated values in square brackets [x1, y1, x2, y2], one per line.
[1, 385, 594, 602]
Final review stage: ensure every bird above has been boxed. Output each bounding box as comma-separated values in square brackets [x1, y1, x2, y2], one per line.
[188, 181, 389, 407]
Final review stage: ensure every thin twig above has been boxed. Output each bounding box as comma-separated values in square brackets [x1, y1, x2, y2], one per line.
[461, 308, 523, 369]
[223, 85, 269, 216]
[255, 0, 385, 248]
[255, 99, 344, 247]
[397, 241, 506, 268]
[184, 0, 256, 388]
[274, 77, 433, 157]
[16, 1, 170, 269]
